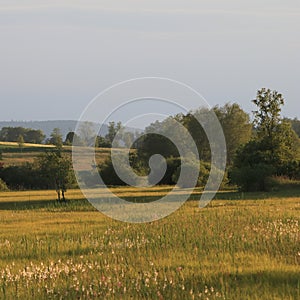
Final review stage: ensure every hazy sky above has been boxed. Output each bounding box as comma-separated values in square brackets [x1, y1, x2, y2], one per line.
[0, 0, 299, 123]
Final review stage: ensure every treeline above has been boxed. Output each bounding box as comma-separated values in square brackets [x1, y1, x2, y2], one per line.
[0, 127, 45, 144]
[0, 148, 76, 200]
[1, 88, 300, 195]
[0, 122, 140, 149]
[98, 88, 300, 191]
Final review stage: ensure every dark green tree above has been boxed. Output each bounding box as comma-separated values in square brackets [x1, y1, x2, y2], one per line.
[252, 88, 284, 141]
[64, 131, 82, 146]
[38, 149, 73, 201]
[25, 129, 45, 144]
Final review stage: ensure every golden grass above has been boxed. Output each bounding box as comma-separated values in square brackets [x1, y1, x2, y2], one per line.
[0, 188, 299, 299]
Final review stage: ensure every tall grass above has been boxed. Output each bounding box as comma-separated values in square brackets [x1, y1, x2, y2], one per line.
[0, 189, 299, 299]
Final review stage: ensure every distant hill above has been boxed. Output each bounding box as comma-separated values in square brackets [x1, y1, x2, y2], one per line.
[0, 120, 142, 140]
[0, 120, 108, 139]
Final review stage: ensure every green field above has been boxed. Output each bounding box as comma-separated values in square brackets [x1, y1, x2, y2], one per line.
[0, 188, 299, 299]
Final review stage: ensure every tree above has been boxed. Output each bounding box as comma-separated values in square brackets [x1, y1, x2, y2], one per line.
[252, 88, 284, 142]
[17, 135, 25, 152]
[77, 122, 96, 146]
[0, 127, 26, 142]
[96, 136, 111, 148]
[181, 109, 211, 161]
[49, 128, 63, 148]
[123, 131, 134, 148]
[38, 149, 73, 201]
[230, 88, 300, 191]
[25, 129, 45, 144]
[284, 117, 300, 138]
[105, 121, 123, 147]
[213, 103, 252, 164]
[0, 127, 45, 144]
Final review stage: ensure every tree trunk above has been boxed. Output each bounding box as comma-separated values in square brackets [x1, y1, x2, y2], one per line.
[56, 189, 61, 201]
[62, 190, 66, 202]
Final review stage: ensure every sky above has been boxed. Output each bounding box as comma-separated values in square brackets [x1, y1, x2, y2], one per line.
[0, 0, 299, 125]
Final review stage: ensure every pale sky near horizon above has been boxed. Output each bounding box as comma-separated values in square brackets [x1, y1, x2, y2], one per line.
[0, 0, 299, 125]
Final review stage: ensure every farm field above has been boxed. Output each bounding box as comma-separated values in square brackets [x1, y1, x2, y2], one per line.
[0, 188, 299, 299]
[0, 142, 112, 166]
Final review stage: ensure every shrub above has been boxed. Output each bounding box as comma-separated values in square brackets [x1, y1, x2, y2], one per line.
[229, 163, 274, 192]
[0, 178, 9, 191]
[172, 158, 200, 188]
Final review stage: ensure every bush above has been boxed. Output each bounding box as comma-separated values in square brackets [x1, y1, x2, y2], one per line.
[99, 153, 145, 186]
[148, 157, 181, 186]
[0, 178, 9, 191]
[0, 163, 49, 190]
[229, 163, 274, 192]
[276, 160, 300, 180]
[172, 158, 200, 188]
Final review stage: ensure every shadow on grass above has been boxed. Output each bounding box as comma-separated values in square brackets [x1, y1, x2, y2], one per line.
[212, 187, 300, 201]
[216, 269, 300, 297]
[0, 198, 95, 211]
[1, 185, 300, 211]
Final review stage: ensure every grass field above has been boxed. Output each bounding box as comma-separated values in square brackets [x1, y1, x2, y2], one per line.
[0, 142, 112, 166]
[0, 188, 299, 299]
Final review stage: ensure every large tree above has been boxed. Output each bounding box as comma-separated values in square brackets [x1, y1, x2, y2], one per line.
[230, 88, 300, 191]
[213, 103, 252, 164]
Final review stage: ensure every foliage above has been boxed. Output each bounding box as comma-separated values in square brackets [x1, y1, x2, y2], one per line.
[229, 163, 274, 192]
[213, 103, 252, 164]
[286, 117, 300, 138]
[0, 163, 46, 190]
[171, 158, 199, 188]
[252, 88, 284, 141]
[148, 157, 181, 186]
[95, 136, 111, 148]
[105, 121, 123, 147]
[37, 149, 74, 201]
[230, 88, 300, 191]
[0, 178, 8, 191]
[48, 128, 63, 148]
[0, 127, 45, 144]
[98, 152, 143, 186]
[64, 131, 82, 146]
[77, 121, 97, 146]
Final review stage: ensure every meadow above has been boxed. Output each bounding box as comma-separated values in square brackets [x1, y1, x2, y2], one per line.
[0, 188, 299, 299]
[0, 142, 111, 166]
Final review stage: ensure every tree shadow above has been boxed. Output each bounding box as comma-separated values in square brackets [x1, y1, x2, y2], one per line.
[0, 198, 92, 211]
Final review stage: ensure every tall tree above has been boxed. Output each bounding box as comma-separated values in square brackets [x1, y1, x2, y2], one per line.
[252, 88, 284, 142]
[49, 128, 63, 148]
[230, 88, 300, 191]
[213, 103, 252, 164]
[105, 121, 123, 147]
[17, 135, 25, 152]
